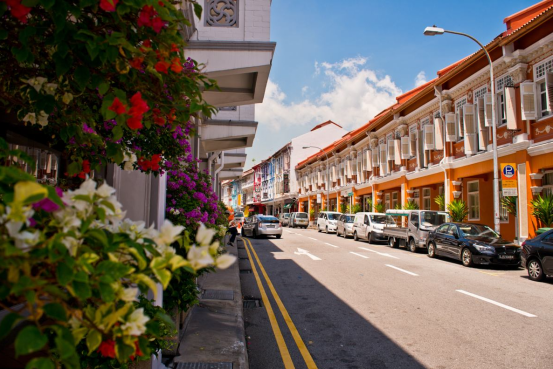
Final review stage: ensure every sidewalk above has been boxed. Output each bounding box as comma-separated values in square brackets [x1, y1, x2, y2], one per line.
[172, 239, 248, 369]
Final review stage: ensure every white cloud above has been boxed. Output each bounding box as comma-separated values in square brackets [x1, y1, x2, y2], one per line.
[301, 86, 309, 95]
[257, 57, 402, 131]
[414, 71, 427, 87]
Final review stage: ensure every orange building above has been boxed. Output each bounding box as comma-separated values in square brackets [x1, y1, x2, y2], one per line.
[296, 0, 553, 241]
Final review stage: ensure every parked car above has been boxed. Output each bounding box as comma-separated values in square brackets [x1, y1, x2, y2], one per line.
[426, 222, 521, 267]
[352, 212, 397, 243]
[289, 212, 309, 228]
[279, 213, 291, 226]
[383, 210, 449, 252]
[521, 229, 553, 281]
[316, 211, 342, 233]
[234, 211, 245, 225]
[336, 214, 355, 238]
[242, 215, 282, 239]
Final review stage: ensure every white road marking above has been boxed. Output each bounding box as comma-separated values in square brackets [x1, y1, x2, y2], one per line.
[358, 247, 399, 259]
[385, 264, 418, 276]
[456, 290, 537, 318]
[350, 252, 369, 259]
[294, 248, 321, 261]
[307, 237, 318, 241]
[324, 243, 339, 248]
[285, 231, 294, 234]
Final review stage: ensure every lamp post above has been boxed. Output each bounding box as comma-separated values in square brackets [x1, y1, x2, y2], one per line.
[303, 146, 330, 212]
[424, 26, 500, 233]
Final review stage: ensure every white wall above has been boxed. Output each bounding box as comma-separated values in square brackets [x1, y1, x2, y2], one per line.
[211, 104, 255, 121]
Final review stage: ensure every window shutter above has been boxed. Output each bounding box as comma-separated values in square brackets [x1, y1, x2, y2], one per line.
[317, 170, 322, 184]
[504, 87, 517, 130]
[484, 93, 493, 127]
[346, 159, 352, 179]
[546, 71, 553, 112]
[379, 144, 387, 175]
[387, 139, 395, 161]
[416, 130, 425, 169]
[394, 139, 401, 165]
[457, 108, 464, 137]
[463, 103, 477, 155]
[366, 149, 373, 172]
[445, 113, 456, 142]
[424, 124, 435, 150]
[409, 126, 417, 156]
[520, 81, 536, 120]
[371, 148, 379, 168]
[401, 136, 410, 159]
[476, 98, 488, 151]
[434, 117, 444, 150]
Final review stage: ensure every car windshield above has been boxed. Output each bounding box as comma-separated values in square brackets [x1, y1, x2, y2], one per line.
[420, 212, 449, 227]
[371, 215, 396, 225]
[283, 214, 290, 218]
[259, 216, 279, 223]
[343, 215, 354, 223]
[296, 213, 308, 219]
[460, 225, 500, 238]
[235, 212, 244, 218]
[327, 213, 339, 220]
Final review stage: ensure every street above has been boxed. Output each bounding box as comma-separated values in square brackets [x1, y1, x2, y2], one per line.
[239, 228, 553, 369]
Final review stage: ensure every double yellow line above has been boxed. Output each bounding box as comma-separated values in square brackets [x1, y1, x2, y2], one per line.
[241, 237, 318, 369]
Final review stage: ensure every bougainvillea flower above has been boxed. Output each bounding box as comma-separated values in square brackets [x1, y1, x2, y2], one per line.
[152, 109, 166, 126]
[99, 0, 118, 12]
[33, 198, 60, 213]
[98, 340, 116, 358]
[151, 16, 166, 33]
[129, 92, 149, 117]
[108, 97, 127, 115]
[6, 0, 31, 23]
[127, 115, 143, 130]
[129, 57, 144, 69]
[170, 58, 183, 73]
[154, 61, 170, 74]
[137, 5, 155, 27]
[170, 43, 179, 53]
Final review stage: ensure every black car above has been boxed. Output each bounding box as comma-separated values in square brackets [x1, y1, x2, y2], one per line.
[521, 229, 553, 281]
[426, 222, 521, 267]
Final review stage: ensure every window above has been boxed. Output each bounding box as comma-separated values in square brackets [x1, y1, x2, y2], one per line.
[467, 181, 480, 220]
[542, 172, 553, 197]
[385, 193, 391, 210]
[423, 188, 431, 210]
[412, 189, 420, 207]
[409, 124, 418, 157]
[499, 182, 509, 223]
[495, 75, 512, 126]
[392, 192, 399, 209]
[455, 97, 467, 139]
[533, 57, 553, 119]
[437, 224, 450, 234]
[474, 85, 488, 101]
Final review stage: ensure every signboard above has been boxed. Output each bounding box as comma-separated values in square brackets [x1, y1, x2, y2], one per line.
[501, 163, 518, 196]
[316, 193, 322, 203]
[348, 192, 353, 197]
[341, 190, 348, 197]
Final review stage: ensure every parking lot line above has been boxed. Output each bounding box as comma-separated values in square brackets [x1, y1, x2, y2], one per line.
[385, 264, 419, 276]
[324, 243, 339, 248]
[456, 290, 537, 318]
[350, 252, 369, 259]
[307, 237, 318, 241]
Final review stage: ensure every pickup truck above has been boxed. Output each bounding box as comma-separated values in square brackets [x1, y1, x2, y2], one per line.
[383, 210, 450, 252]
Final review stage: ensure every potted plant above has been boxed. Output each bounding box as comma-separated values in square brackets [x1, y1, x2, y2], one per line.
[447, 199, 469, 222]
[374, 203, 385, 213]
[530, 194, 553, 229]
[404, 200, 420, 210]
[434, 194, 445, 211]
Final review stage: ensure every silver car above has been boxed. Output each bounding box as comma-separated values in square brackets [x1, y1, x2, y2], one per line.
[289, 212, 309, 228]
[279, 213, 291, 226]
[336, 214, 355, 238]
[242, 215, 282, 239]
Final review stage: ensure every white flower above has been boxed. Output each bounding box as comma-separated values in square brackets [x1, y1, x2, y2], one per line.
[216, 254, 237, 269]
[123, 161, 134, 171]
[68, 316, 81, 330]
[187, 245, 215, 270]
[155, 220, 184, 246]
[156, 243, 176, 258]
[119, 287, 139, 302]
[43, 83, 58, 95]
[122, 152, 137, 171]
[27, 77, 47, 92]
[22, 113, 36, 125]
[196, 223, 215, 247]
[96, 183, 115, 198]
[13, 229, 40, 251]
[61, 236, 82, 256]
[73, 178, 97, 197]
[62, 92, 73, 104]
[121, 308, 149, 336]
[209, 240, 220, 254]
[37, 111, 49, 127]
[53, 208, 82, 232]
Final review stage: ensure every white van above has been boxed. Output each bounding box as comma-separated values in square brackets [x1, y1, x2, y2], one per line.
[316, 211, 342, 233]
[352, 212, 397, 243]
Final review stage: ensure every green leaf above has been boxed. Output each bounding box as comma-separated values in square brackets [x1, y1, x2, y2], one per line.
[153, 268, 171, 289]
[96, 261, 134, 279]
[15, 326, 48, 356]
[0, 29, 8, 40]
[155, 311, 176, 330]
[54, 54, 72, 76]
[39, 0, 55, 9]
[43, 303, 67, 322]
[193, 2, 203, 19]
[18, 26, 36, 46]
[25, 358, 54, 369]
[21, 0, 39, 7]
[67, 161, 81, 176]
[35, 94, 56, 114]
[79, 0, 95, 7]
[85, 43, 99, 61]
[74, 66, 90, 91]
[86, 330, 102, 354]
[72, 281, 92, 300]
[115, 339, 134, 361]
[117, 3, 129, 15]
[0, 2, 7, 17]
[98, 81, 110, 95]
[99, 282, 115, 302]
[54, 336, 75, 360]
[86, 229, 109, 248]
[0, 313, 22, 340]
[73, 271, 89, 283]
[11, 46, 29, 63]
[46, 186, 64, 207]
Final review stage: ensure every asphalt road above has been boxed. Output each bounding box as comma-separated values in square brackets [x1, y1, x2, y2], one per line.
[238, 227, 553, 369]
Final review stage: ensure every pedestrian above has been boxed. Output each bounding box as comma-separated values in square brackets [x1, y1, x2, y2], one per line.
[227, 211, 238, 246]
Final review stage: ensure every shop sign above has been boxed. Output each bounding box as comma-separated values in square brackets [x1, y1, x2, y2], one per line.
[348, 192, 353, 197]
[501, 163, 517, 196]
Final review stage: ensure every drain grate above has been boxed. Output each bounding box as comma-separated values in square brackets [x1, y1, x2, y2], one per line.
[175, 363, 233, 369]
[239, 269, 252, 274]
[202, 289, 234, 301]
[243, 297, 262, 308]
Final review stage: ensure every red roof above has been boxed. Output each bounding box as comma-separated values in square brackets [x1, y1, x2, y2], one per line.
[310, 120, 343, 131]
[503, 0, 553, 35]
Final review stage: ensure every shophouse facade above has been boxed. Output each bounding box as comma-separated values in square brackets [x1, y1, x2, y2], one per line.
[241, 169, 255, 208]
[296, 1, 553, 241]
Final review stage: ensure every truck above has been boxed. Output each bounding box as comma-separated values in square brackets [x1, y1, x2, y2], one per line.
[382, 210, 450, 252]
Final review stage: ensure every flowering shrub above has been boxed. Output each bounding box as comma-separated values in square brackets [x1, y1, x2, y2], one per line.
[0, 0, 215, 176]
[0, 151, 235, 367]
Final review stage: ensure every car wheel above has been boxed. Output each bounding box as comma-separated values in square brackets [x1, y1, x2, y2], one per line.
[408, 239, 417, 253]
[367, 232, 373, 244]
[461, 248, 473, 267]
[276, 235, 282, 239]
[427, 242, 436, 258]
[527, 259, 545, 281]
[343, 229, 348, 238]
[353, 231, 359, 241]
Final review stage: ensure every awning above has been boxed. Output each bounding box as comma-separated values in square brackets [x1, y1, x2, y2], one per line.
[283, 204, 292, 209]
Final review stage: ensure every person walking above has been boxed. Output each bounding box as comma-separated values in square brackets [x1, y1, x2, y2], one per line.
[227, 211, 238, 246]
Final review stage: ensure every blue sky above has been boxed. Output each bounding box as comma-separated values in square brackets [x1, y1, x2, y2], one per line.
[245, 0, 538, 168]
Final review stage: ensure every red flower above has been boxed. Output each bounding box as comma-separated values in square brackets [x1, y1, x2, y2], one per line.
[151, 16, 166, 33]
[127, 115, 143, 130]
[170, 58, 183, 73]
[98, 340, 116, 358]
[130, 340, 144, 360]
[170, 43, 179, 53]
[6, 0, 31, 23]
[142, 40, 152, 48]
[129, 57, 144, 69]
[82, 160, 91, 174]
[167, 109, 176, 124]
[155, 61, 170, 74]
[129, 92, 149, 118]
[153, 108, 166, 126]
[99, 0, 118, 12]
[137, 5, 155, 27]
[108, 97, 127, 115]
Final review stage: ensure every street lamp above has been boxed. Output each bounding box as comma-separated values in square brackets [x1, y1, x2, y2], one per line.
[424, 26, 500, 233]
[303, 146, 330, 212]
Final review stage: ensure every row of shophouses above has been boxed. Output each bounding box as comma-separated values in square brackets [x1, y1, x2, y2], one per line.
[296, 0, 553, 242]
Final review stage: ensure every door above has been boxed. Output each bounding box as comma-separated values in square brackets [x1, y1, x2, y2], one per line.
[409, 213, 420, 240]
[433, 224, 451, 255]
[444, 224, 462, 258]
[541, 233, 553, 274]
[362, 214, 370, 239]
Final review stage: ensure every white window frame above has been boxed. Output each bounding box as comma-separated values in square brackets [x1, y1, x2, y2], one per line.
[422, 187, 431, 210]
[495, 74, 513, 126]
[455, 96, 467, 141]
[542, 171, 553, 197]
[392, 191, 399, 209]
[409, 124, 418, 157]
[412, 189, 420, 207]
[533, 56, 553, 120]
[385, 193, 391, 210]
[473, 85, 488, 101]
[467, 180, 480, 221]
